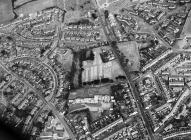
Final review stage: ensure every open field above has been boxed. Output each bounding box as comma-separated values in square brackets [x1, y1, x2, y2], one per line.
[64, 11, 81, 23]
[68, 103, 87, 113]
[96, 0, 107, 7]
[65, 0, 96, 21]
[104, 0, 134, 13]
[96, 0, 124, 9]
[55, 48, 74, 72]
[82, 47, 125, 83]
[14, 0, 33, 8]
[0, 0, 14, 24]
[72, 52, 81, 88]
[14, 0, 56, 15]
[78, 0, 95, 11]
[181, 10, 191, 38]
[69, 83, 111, 100]
[14, 0, 65, 10]
[118, 41, 140, 71]
[65, 0, 77, 11]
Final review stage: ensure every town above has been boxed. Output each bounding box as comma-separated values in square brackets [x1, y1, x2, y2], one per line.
[0, 0, 191, 140]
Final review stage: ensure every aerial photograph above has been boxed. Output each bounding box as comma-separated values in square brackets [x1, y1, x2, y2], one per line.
[1, 0, 191, 140]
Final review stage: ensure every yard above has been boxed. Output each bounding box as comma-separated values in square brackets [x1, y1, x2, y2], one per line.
[180, 7, 191, 38]
[69, 83, 112, 100]
[105, 0, 135, 14]
[55, 48, 74, 72]
[65, 0, 77, 11]
[0, 0, 14, 24]
[118, 41, 140, 71]
[64, 11, 81, 23]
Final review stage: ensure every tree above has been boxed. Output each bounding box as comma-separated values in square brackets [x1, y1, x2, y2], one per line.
[104, 10, 109, 18]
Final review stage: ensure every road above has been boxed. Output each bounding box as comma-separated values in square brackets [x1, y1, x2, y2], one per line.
[151, 27, 173, 49]
[162, 88, 190, 123]
[163, 130, 191, 140]
[9, 56, 59, 101]
[93, 1, 155, 139]
[0, 61, 76, 140]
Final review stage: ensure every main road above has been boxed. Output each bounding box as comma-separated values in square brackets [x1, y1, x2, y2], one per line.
[93, 1, 155, 140]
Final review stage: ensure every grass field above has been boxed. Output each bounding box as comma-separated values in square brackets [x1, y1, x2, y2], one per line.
[104, 0, 133, 13]
[55, 48, 74, 72]
[0, 0, 14, 24]
[14, 0, 56, 15]
[64, 11, 81, 23]
[14, 0, 32, 7]
[181, 10, 191, 37]
[118, 41, 140, 71]
[96, 0, 107, 7]
[69, 83, 111, 100]
[78, 0, 95, 11]
[65, 0, 77, 11]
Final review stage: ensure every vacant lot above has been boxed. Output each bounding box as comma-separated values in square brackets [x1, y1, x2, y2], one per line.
[181, 10, 191, 37]
[78, 0, 95, 11]
[65, 0, 77, 11]
[97, 0, 107, 7]
[0, 0, 14, 24]
[105, 0, 133, 13]
[69, 83, 111, 100]
[64, 11, 81, 23]
[55, 48, 74, 72]
[118, 41, 140, 71]
[14, 0, 32, 8]
[14, 0, 56, 15]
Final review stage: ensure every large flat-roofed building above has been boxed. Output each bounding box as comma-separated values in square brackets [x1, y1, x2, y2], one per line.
[0, 0, 14, 24]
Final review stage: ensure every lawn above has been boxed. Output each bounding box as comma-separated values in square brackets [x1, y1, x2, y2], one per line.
[78, 0, 95, 11]
[118, 41, 140, 71]
[55, 48, 74, 72]
[14, 0, 32, 8]
[181, 10, 191, 37]
[97, 0, 107, 7]
[0, 0, 14, 24]
[65, 0, 77, 11]
[64, 11, 81, 23]
[14, 0, 56, 15]
[105, 0, 133, 13]
[69, 83, 112, 100]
